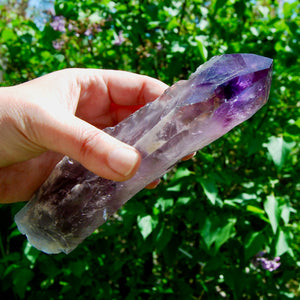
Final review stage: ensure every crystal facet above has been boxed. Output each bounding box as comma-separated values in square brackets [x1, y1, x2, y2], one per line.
[15, 54, 273, 254]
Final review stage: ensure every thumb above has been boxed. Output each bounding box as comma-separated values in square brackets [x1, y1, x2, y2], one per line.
[41, 113, 141, 181]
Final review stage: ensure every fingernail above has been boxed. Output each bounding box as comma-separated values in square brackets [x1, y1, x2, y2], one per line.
[108, 147, 140, 177]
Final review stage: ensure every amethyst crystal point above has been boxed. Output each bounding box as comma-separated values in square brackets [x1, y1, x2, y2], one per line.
[15, 54, 273, 254]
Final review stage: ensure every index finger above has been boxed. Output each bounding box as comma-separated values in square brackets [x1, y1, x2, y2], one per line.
[76, 69, 168, 107]
[101, 70, 169, 106]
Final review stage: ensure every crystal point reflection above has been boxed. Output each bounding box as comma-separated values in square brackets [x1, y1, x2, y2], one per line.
[15, 54, 273, 254]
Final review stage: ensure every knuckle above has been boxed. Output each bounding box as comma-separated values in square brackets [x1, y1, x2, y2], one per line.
[78, 129, 101, 161]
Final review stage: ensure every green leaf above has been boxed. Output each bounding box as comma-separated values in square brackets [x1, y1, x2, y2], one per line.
[264, 194, 280, 234]
[177, 196, 192, 205]
[200, 217, 236, 252]
[224, 193, 257, 207]
[246, 205, 265, 215]
[171, 41, 186, 53]
[166, 183, 182, 192]
[195, 35, 208, 61]
[3, 263, 19, 278]
[283, 1, 298, 18]
[137, 215, 157, 239]
[264, 136, 295, 169]
[201, 218, 215, 249]
[1, 28, 17, 41]
[275, 230, 290, 257]
[155, 198, 174, 212]
[214, 218, 236, 252]
[199, 176, 221, 206]
[171, 167, 192, 181]
[244, 232, 265, 261]
[40, 51, 53, 60]
[54, 53, 65, 63]
[280, 204, 291, 225]
[13, 268, 34, 298]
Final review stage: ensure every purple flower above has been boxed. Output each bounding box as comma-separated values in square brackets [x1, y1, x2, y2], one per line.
[50, 16, 66, 32]
[84, 28, 93, 37]
[252, 252, 281, 272]
[68, 21, 80, 35]
[260, 257, 281, 272]
[68, 23, 75, 31]
[52, 39, 65, 50]
[156, 42, 163, 51]
[113, 31, 125, 46]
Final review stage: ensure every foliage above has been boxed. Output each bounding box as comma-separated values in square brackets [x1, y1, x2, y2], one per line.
[0, 0, 300, 299]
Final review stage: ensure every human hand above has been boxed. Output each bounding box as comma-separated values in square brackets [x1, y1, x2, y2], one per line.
[0, 69, 196, 203]
[0, 69, 170, 203]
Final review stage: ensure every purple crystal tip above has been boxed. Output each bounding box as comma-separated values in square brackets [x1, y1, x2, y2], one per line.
[189, 53, 273, 133]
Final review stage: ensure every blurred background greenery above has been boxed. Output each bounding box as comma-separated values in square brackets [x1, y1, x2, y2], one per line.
[0, 0, 299, 299]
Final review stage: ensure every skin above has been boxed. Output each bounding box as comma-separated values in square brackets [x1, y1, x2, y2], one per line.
[0, 69, 194, 204]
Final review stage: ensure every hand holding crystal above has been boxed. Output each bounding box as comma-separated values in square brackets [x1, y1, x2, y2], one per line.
[0, 69, 176, 203]
[13, 54, 273, 254]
